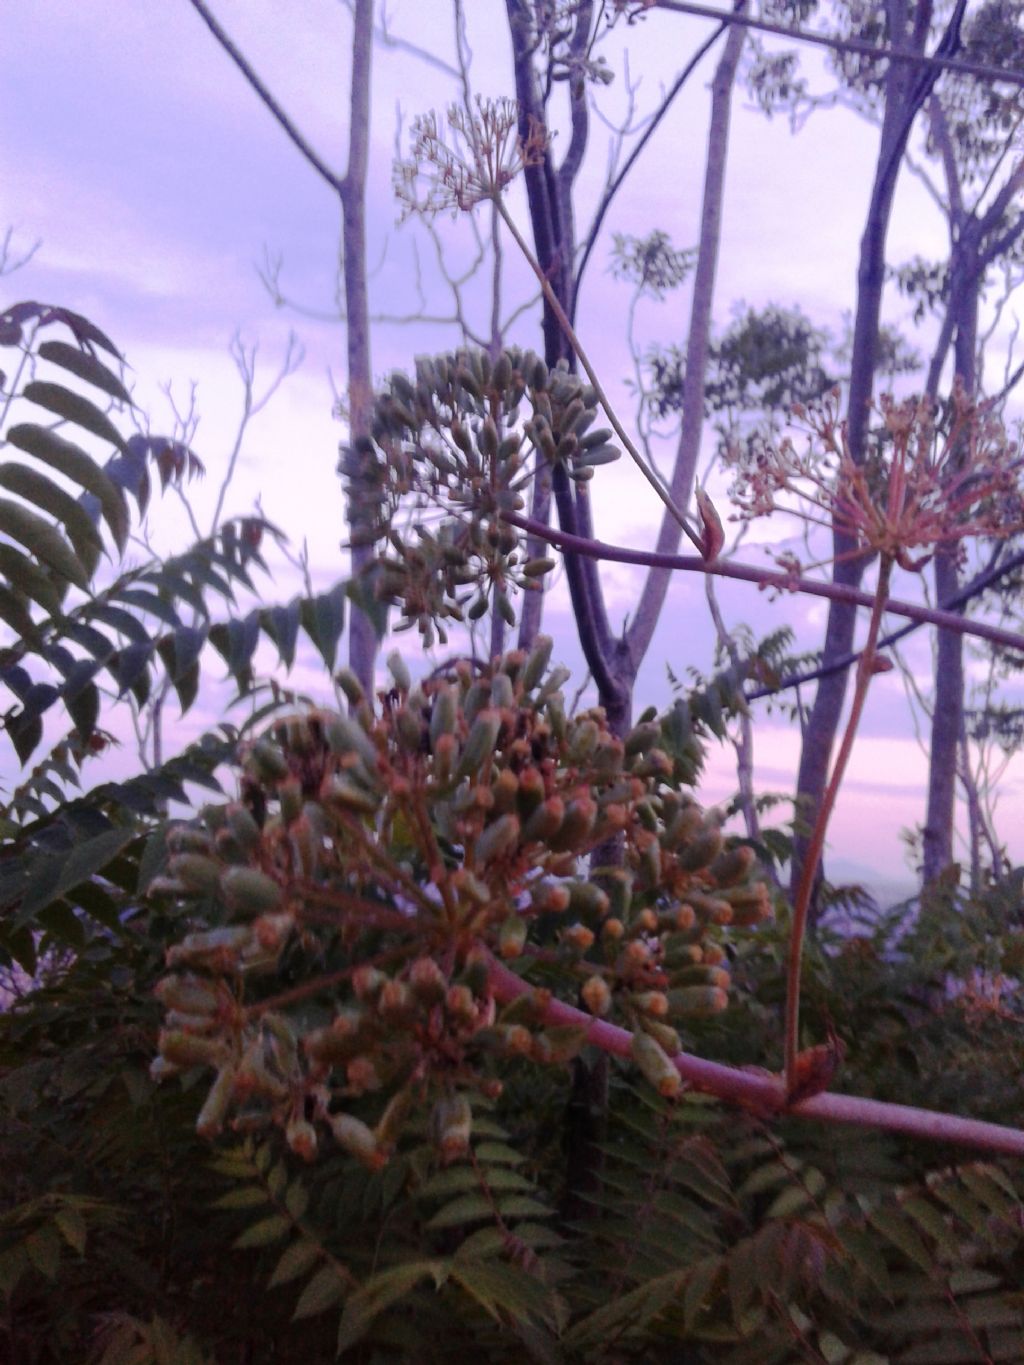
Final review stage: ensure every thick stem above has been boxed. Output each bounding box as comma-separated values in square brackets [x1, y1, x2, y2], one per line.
[784, 557, 893, 1091]
[485, 950, 1024, 1157]
[506, 510, 1024, 657]
[342, 0, 377, 695]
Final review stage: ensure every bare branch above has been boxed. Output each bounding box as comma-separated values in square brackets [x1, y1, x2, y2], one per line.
[186, 0, 346, 196]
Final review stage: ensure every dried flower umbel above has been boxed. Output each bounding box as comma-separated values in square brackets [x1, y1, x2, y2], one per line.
[151, 646, 769, 1162]
[394, 96, 548, 218]
[728, 386, 1024, 1092]
[726, 384, 1024, 573]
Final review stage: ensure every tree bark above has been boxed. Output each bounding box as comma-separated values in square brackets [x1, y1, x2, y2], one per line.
[791, 0, 964, 910]
[342, 0, 377, 695]
[624, 14, 746, 671]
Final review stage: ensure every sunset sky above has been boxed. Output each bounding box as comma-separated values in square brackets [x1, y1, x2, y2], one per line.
[3, 0, 1023, 889]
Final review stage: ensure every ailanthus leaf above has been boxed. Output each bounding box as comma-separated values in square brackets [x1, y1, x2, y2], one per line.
[268, 1239, 321, 1289]
[293, 1265, 345, 1321]
[233, 1215, 290, 1249]
[868, 1207, 933, 1272]
[38, 338, 133, 404]
[335, 1260, 447, 1350]
[212, 1187, 269, 1211]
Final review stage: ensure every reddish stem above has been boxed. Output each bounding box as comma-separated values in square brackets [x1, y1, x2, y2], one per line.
[485, 951, 1024, 1157]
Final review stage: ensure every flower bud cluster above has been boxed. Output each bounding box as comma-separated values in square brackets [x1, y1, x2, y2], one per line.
[152, 644, 770, 1156]
[340, 347, 620, 645]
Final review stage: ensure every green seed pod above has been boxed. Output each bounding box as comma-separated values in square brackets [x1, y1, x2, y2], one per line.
[720, 883, 772, 926]
[158, 1029, 230, 1069]
[409, 956, 447, 1004]
[154, 974, 220, 1015]
[225, 803, 261, 853]
[522, 795, 564, 843]
[529, 880, 571, 915]
[475, 813, 521, 864]
[166, 925, 251, 969]
[582, 974, 611, 1016]
[479, 415, 499, 459]
[488, 672, 514, 711]
[709, 844, 756, 888]
[678, 826, 724, 872]
[633, 990, 670, 1018]
[639, 839, 662, 890]
[196, 1065, 237, 1140]
[386, 649, 411, 692]
[516, 766, 546, 818]
[670, 964, 730, 991]
[521, 635, 553, 692]
[686, 891, 733, 924]
[625, 721, 661, 757]
[569, 719, 600, 764]
[286, 1115, 318, 1162]
[496, 590, 516, 627]
[432, 731, 459, 785]
[499, 913, 528, 959]
[566, 880, 610, 919]
[335, 668, 365, 706]
[277, 777, 303, 825]
[662, 803, 704, 850]
[490, 767, 519, 814]
[445, 983, 477, 1025]
[429, 685, 458, 749]
[456, 709, 502, 781]
[396, 706, 423, 754]
[537, 664, 571, 702]
[640, 1019, 682, 1056]
[330, 1113, 385, 1169]
[323, 711, 379, 770]
[378, 979, 413, 1021]
[166, 824, 214, 855]
[220, 866, 282, 919]
[668, 985, 729, 1017]
[551, 797, 597, 852]
[432, 1093, 472, 1162]
[167, 853, 222, 895]
[631, 1030, 682, 1099]
[319, 773, 381, 814]
[602, 869, 632, 921]
[248, 739, 290, 783]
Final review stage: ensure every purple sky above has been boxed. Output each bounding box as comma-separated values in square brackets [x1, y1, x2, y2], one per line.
[3, 1, 1023, 887]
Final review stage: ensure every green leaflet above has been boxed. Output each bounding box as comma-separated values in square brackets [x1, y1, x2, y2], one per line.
[7, 421, 129, 550]
[0, 494, 89, 589]
[37, 338, 133, 405]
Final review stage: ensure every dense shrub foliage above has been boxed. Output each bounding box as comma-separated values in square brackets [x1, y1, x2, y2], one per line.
[4, 311, 1024, 1362]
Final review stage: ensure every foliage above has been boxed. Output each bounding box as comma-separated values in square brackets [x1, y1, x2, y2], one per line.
[6, 316, 1024, 1363]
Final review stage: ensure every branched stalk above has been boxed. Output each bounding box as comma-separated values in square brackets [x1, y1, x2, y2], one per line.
[493, 198, 704, 554]
[783, 555, 893, 1091]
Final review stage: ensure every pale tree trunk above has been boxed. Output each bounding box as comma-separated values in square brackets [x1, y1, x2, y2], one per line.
[186, 0, 377, 693]
[342, 0, 377, 695]
[922, 278, 976, 885]
[623, 15, 746, 675]
[791, 0, 965, 911]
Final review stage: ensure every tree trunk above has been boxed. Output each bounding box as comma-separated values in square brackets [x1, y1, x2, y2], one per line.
[343, 0, 377, 694]
[922, 272, 977, 884]
[791, 0, 962, 911]
[623, 14, 747, 671]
